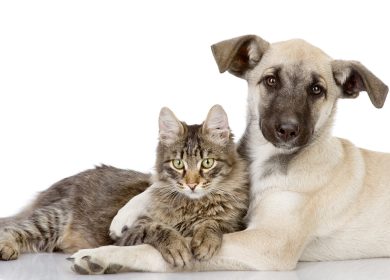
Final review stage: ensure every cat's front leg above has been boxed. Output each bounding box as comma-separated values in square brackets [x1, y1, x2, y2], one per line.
[115, 216, 154, 246]
[117, 217, 192, 268]
[191, 220, 223, 261]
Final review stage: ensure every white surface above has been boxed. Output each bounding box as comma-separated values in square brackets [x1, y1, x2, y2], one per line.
[1, 253, 390, 280]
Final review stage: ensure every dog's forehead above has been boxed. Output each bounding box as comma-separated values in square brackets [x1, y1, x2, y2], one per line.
[259, 39, 333, 76]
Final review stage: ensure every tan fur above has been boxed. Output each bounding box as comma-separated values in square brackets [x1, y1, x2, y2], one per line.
[60, 222, 97, 254]
[69, 35, 390, 274]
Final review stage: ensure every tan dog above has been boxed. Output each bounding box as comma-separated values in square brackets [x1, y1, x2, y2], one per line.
[69, 35, 389, 273]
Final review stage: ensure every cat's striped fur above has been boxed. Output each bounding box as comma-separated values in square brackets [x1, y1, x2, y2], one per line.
[0, 166, 150, 260]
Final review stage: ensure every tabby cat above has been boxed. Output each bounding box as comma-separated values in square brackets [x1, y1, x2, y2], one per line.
[115, 105, 249, 267]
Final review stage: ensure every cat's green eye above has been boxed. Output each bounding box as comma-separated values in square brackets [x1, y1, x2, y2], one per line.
[201, 158, 215, 169]
[172, 159, 184, 170]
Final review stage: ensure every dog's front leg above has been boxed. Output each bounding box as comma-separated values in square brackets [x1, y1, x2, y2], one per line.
[110, 186, 153, 240]
[69, 244, 171, 274]
[197, 228, 307, 271]
[69, 227, 308, 273]
[198, 190, 312, 271]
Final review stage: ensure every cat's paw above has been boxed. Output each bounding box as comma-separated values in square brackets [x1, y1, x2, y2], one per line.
[68, 247, 123, 275]
[0, 240, 19, 261]
[115, 226, 144, 246]
[191, 229, 222, 261]
[159, 238, 192, 268]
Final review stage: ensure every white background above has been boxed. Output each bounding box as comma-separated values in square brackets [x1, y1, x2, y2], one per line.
[0, 0, 389, 217]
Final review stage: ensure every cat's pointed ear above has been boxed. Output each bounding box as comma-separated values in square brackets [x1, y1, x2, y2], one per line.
[203, 105, 230, 144]
[159, 107, 184, 145]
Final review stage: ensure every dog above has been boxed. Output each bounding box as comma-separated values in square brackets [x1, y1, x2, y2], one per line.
[69, 34, 389, 273]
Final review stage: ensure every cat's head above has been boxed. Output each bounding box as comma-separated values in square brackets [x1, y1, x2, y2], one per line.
[156, 105, 237, 199]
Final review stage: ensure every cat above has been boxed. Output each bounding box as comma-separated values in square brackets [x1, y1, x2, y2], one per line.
[0, 165, 151, 261]
[114, 105, 249, 268]
[0, 105, 249, 265]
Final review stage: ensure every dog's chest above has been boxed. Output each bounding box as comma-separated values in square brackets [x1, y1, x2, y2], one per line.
[246, 145, 311, 227]
[246, 186, 307, 229]
[249, 143, 297, 191]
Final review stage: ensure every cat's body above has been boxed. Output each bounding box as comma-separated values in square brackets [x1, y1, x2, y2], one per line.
[116, 106, 249, 267]
[0, 165, 150, 260]
[0, 105, 249, 264]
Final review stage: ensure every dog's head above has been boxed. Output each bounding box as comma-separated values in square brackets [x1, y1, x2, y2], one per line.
[212, 35, 388, 150]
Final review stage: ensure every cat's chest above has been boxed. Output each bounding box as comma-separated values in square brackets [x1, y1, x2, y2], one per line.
[149, 198, 229, 235]
[156, 202, 224, 221]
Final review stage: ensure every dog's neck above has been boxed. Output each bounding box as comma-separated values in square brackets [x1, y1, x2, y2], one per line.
[241, 125, 339, 197]
[239, 94, 339, 192]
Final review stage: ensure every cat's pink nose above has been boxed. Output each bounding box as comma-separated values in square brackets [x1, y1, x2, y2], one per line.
[187, 183, 198, 191]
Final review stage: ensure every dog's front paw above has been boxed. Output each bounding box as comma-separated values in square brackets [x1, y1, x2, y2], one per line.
[68, 247, 123, 275]
[191, 228, 222, 261]
[109, 197, 148, 240]
[109, 216, 129, 240]
[109, 212, 134, 240]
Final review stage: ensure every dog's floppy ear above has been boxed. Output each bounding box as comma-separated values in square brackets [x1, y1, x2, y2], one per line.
[211, 35, 269, 78]
[332, 60, 388, 108]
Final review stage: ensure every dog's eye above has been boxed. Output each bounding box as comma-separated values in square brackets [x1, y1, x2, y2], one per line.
[265, 76, 277, 87]
[311, 85, 324, 96]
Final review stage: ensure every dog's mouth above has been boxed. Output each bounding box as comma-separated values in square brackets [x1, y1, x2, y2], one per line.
[268, 139, 307, 152]
[273, 142, 300, 150]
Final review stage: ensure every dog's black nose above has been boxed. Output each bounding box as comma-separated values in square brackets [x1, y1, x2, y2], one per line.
[275, 122, 300, 142]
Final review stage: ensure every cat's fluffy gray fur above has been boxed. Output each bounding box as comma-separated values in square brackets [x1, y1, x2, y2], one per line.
[0, 166, 150, 260]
